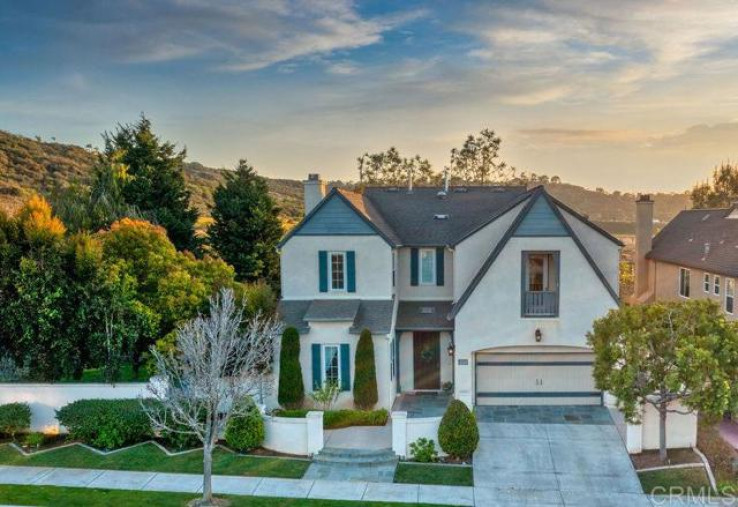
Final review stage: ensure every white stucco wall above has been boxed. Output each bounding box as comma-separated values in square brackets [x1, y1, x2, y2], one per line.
[391, 412, 446, 458]
[453, 202, 526, 299]
[280, 235, 393, 300]
[0, 383, 152, 433]
[263, 412, 323, 456]
[453, 235, 619, 406]
[560, 209, 621, 290]
[398, 331, 453, 392]
[396, 247, 454, 300]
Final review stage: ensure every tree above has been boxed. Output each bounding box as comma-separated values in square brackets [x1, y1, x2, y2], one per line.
[277, 327, 304, 409]
[691, 163, 738, 209]
[588, 300, 738, 462]
[353, 329, 378, 409]
[144, 288, 279, 506]
[102, 115, 199, 252]
[209, 160, 282, 287]
[358, 148, 439, 186]
[449, 129, 512, 184]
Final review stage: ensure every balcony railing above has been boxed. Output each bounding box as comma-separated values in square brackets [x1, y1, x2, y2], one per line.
[523, 290, 559, 317]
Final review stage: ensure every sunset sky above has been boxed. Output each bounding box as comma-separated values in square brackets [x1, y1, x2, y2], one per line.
[2, 0, 738, 192]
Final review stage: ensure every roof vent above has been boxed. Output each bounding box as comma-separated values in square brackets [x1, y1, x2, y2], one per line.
[386, 187, 399, 192]
[419, 306, 435, 314]
[702, 214, 711, 221]
[703, 242, 711, 259]
[453, 187, 468, 193]
[436, 190, 447, 199]
[434, 214, 449, 220]
[491, 186, 506, 193]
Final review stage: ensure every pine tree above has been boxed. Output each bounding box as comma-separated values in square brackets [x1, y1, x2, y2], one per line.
[353, 329, 378, 409]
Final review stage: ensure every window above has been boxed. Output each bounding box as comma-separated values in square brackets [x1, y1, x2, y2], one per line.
[704, 273, 711, 293]
[525, 253, 558, 292]
[678, 268, 690, 298]
[715, 276, 721, 295]
[522, 252, 559, 317]
[330, 252, 346, 291]
[419, 248, 436, 285]
[726, 279, 734, 315]
[323, 345, 340, 385]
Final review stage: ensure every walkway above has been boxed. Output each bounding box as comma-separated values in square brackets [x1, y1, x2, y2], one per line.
[392, 392, 450, 418]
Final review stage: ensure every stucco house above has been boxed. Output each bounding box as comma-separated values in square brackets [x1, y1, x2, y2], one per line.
[633, 194, 738, 321]
[276, 175, 622, 410]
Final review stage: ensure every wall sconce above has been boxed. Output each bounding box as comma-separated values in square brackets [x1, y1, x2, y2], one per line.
[447, 342, 455, 356]
[535, 329, 543, 342]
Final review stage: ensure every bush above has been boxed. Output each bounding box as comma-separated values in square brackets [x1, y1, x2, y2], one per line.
[225, 401, 265, 452]
[0, 402, 31, 439]
[56, 399, 153, 450]
[438, 400, 479, 460]
[277, 327, 304, 409]
[410, 437, 438, 463]
[272, 408, 388, 429]
[24, 432, 44, 449]
[353, 328, 378, 409]
[159, 416, 202, 451]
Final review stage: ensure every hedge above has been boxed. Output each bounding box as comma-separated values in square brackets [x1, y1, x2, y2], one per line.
[225, 401, 265, 452]
[438, 400, 479, 460]
[56, 399, 153, 450]
[278, 327, 304, 409]
[353, 329, 378, 409]
[274, 409, 388, 429]
[0, 402, 31, 439]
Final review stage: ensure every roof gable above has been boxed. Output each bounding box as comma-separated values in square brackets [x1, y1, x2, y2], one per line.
[513, 195, 569, 237]
[297, 193, 375, 236]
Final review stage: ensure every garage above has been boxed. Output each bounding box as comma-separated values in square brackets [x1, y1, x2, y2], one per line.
[475, 351, 601, 406]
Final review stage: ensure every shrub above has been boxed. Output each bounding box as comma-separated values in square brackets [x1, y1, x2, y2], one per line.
[272, 408, 388, 429]
[410, 437, 438, 463]
[353, 329, 378, 409]
[310, 381, 340, 411]
[0, 402, 31, 439]
[24, 432, 44, 449]
[159, 416, 201, 451]
[277, 327, 304, 409]
[56, 399, 153, 450]
[225, 401, 265, 452]
[438, 400, 479, 460]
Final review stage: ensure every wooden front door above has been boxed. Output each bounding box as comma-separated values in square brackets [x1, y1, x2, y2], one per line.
[413, 332, 441, 390]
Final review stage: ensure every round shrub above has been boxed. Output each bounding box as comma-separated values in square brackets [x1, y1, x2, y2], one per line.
[353, 328, 378, 409]
[278, 327, 304, 409]
[56, 399, 153, 450]
[225, 402, 265, 452]
[0, 402, 31, 439]
[438, 400, 479, 460]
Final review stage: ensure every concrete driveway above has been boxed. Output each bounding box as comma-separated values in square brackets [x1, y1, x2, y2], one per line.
[473, 406, 648, 506]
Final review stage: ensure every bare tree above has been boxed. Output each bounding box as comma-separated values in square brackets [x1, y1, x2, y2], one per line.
[143, 288, 279, 506]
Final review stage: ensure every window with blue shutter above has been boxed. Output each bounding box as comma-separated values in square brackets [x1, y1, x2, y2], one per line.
[436, 247, 444, 286]
[410, 248, 419, 286]
[340, 343, 350, 391]
[347, 251, 356, 293]
[311, 344, 322, 389]
[318, 251, 328, 292]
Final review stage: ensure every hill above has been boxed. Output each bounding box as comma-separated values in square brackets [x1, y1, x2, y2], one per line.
[0, 130, 690, 232]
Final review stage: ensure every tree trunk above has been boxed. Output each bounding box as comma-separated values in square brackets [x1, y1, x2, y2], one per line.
[659, 402, 668, 463]
[202, 442, 213, 504]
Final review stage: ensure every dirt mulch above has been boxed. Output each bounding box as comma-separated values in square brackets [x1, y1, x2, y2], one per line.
[631, 447, 702, 470]
[697, 416, 738, 482]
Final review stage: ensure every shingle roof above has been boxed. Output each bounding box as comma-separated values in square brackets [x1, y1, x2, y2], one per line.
[278, 299, 394, 335]
[648, 208, 738, 277]
[396, 301, 454, 331]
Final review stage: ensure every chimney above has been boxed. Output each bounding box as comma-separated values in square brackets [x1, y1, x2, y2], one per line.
[634, 194, 654, 297]
[303, 173, 326, 214]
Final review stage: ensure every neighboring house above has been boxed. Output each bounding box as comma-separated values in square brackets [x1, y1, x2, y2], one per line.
[633, 195, 738, 320]
[276, 174, 622, 410]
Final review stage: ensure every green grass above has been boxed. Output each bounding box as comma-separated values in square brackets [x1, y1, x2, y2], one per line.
[0, 485, 446, 507]
[393, 463, 474, 487]
[273, 409, 388, 429]
[0, 443, 308, 479]
[639, 468, 712, 495]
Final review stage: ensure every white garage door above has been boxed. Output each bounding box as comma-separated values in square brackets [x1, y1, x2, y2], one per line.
[475, 352, 600, 406]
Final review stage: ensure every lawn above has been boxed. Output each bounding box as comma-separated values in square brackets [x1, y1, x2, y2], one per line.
[393, 463, 474, 487]
[0, 485, 446, 507]
[638, 468, 712, 495]
[0, 443, 308, 479]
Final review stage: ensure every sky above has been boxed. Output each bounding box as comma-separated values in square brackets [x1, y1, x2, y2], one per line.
[2, 0, 738, 192]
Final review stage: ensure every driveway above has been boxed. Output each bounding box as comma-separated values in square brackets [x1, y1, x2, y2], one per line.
[473, 405, 648, 506]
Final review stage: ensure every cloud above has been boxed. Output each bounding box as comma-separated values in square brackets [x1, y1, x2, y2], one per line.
[648, 122, 738, 149]
[519, 128, 642, 145]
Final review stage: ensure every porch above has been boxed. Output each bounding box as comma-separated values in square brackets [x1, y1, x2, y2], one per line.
[392, 392, 451, 418]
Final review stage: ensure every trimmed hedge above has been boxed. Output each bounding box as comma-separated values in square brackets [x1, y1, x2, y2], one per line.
[225, 402, 265, 452]
[274, 409, 388, 429]
[0, 402, 31, 439]
[278, 327, 304, 409]
[438, 400, 479, 460]
[56, 399, 153, 450]
[353, 329, 378, 409]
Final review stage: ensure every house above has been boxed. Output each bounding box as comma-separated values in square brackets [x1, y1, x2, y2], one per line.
[633, 194, 738, 319]
[276, 174, 622, 410]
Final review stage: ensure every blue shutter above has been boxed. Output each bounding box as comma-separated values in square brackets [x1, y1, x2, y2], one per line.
[340, 344, 350, 391]
[318, 251, 328, 292]
[436, 247, 444, 286]
[410, 248, 419, 286]
[311, 344, 322, 389]
[347, 251, 356, 293]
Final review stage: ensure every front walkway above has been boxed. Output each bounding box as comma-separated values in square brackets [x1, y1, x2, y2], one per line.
[323, 424, 392, 449]
[392, 392, 451, 418]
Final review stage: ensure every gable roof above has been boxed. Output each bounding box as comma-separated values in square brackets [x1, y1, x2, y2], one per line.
[449, 187, 620, 318]
[277, 299, 394, 335]
[647, 207, 738, 277]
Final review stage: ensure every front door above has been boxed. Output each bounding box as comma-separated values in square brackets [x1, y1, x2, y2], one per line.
[413, 332, 441, 390]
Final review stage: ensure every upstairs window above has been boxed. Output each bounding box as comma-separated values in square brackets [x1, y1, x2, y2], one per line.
[715, 276, 721, 295]
[330, 252, 346, 291]
[522, 252, 559, 317]
[419, 248, 436, 285]
[726, 279, 734, 315]
[704, 273, 711, 293]
[678, 268, 690, 298]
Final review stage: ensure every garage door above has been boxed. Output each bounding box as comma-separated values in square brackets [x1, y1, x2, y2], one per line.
[475, 352, 600, 406]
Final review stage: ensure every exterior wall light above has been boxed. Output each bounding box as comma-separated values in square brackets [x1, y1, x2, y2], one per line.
[447, 342, 455, 356]
[535, 329, 543, 342]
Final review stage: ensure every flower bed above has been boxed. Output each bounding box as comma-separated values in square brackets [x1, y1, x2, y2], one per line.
[272, 409, 388, 429]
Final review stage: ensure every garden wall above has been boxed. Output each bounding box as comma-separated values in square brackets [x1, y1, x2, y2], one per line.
[262, 411, 323, 456]
[0, 383, 151, 433]
[391, 412, 446, 458]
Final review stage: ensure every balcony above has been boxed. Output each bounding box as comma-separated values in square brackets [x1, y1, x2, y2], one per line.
[523, 290, 559, 317]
